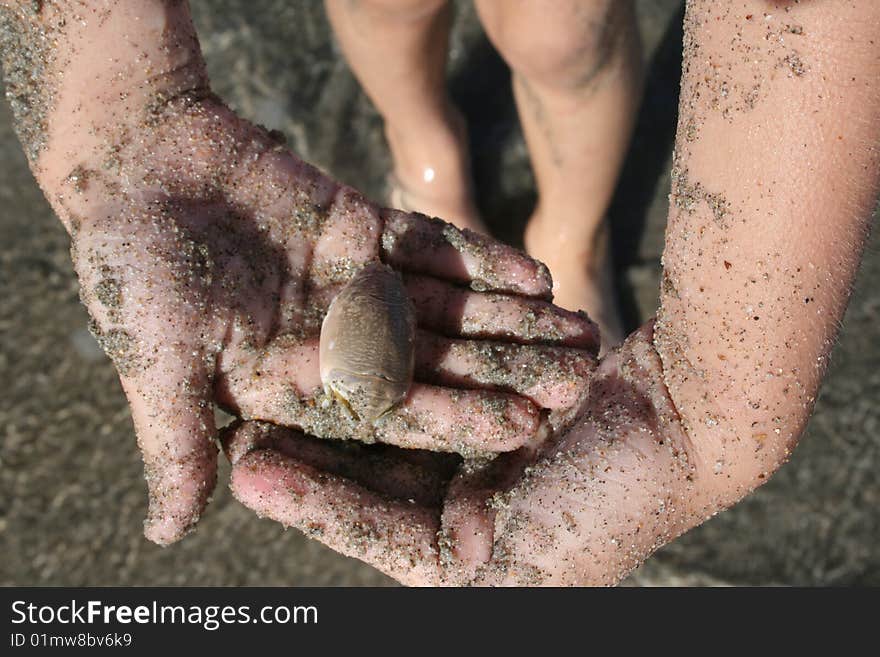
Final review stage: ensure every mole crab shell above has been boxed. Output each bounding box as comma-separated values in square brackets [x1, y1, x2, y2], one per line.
[319, 262, 416, 423]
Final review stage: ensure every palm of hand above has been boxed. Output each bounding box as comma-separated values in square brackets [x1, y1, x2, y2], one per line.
[62, 95, 599, 545]
[224, 324, 698, 586]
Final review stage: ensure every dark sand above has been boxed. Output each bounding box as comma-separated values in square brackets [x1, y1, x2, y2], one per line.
[1, 0, 878, 586]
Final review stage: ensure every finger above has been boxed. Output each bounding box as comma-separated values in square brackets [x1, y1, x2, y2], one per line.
[230, 447, 443, 586]
[440, 426, 548, 584]
[307, 186, 382, 287]
[415, 331, 595, 410]
[119, 357, 218, 546]
[218, 342, 542, 455]
[373, 384, 540, 454]
[381, 209, 553, 299]
[221, 420, 457, 507]
[405, 274, 599, 352]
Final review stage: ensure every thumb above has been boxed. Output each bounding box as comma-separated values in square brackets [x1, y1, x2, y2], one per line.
[120, 356, 218, 546]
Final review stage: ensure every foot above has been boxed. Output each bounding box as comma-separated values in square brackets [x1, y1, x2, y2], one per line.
[524, 212, 626, 353]
[385, 106, 487, 234]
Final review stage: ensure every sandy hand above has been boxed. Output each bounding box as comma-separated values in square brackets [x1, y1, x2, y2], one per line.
[60, 92, 599, 546]
[223, 323, 705, 586]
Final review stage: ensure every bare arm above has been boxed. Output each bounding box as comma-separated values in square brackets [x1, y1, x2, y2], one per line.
[657, 0, 880, 513]
[0, 0, 209, 203]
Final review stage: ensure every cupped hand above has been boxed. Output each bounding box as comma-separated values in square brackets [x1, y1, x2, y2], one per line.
[58, 92, 598, 545]
[223, 323, 705, 586]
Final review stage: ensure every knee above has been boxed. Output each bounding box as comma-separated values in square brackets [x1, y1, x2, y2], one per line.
[481, 0, 635, 91]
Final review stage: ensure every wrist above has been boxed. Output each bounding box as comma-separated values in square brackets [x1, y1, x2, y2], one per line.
[2, 1, 209, 193]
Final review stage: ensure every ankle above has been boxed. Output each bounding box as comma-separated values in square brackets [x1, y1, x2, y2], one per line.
[384, 106, 470, 189]
[524, 210, 624, 349]
[525, 207, 611, 274]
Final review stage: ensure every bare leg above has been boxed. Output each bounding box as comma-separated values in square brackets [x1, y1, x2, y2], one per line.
[475, 0, 642, 350]
[324, 0, 485, 232]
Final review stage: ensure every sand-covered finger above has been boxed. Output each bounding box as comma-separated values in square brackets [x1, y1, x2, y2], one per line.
[415, 332, 595, 410]
[406, 274, 599, 351]
[382, 210, 553, 298]
[231, 449, 442, 586]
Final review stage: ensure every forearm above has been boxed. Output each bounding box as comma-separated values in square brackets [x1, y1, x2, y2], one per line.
[0, 0, 208, 225]
[656, 0, 880, 509]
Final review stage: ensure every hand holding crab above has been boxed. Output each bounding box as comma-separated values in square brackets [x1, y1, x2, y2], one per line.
[60, 95, 599, 545]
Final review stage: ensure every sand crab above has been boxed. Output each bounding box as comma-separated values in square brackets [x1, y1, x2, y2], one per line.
[319, 262, 416, 423]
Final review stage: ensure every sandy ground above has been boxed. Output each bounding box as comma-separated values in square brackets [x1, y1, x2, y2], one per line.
[1, 1, 878, 586]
